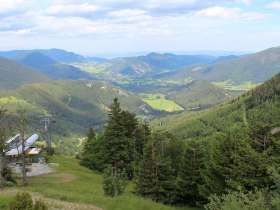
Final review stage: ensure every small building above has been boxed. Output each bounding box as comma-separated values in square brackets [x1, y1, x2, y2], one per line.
[28, 147, 43, 163]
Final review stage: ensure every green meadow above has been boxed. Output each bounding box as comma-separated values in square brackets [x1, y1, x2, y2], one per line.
[140, 93, 184, 112]
[2, 156, 197, 210]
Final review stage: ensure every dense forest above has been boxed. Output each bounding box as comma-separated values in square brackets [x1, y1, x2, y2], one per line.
[79, 72, 280, 209]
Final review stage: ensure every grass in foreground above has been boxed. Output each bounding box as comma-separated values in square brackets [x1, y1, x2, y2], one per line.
[10, 156, 197, 210]
[140, 93, 184, 112]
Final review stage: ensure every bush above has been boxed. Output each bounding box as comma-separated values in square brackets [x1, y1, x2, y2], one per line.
[103, 165, 128, 197]
[9, 192, 33, 210]
[204, 190, 268, 210]
[1, 166, 16, 184]
[33, 199, 48, 210]
[9, 192, 48, 210]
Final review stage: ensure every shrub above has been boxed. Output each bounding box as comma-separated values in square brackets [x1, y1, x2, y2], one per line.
[204, 190, 268, 210]
[9, 192, 33, 210]
[103, 165, 128, 197]
[33, 199, 48, 210]
[1, 166, 16, 184]
[9, 192, 49, 210]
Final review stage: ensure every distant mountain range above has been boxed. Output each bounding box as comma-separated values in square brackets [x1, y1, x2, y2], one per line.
[104, 53, 239, 76]
[14, 51, 94, 80]
[157, 46, 280, 85]
[0, 48, 108, 63]
[0, 56, 51, 89]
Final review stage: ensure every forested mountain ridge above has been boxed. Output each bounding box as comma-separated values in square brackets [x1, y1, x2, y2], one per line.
[0, 80, 155, 136]
[0, 56, 51, 89]
[157, 46, 280, 85]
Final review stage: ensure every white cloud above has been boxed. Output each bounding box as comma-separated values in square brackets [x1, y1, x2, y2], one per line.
[242, 12, 270, 21]
[196, 6, 269, 21]
[196, 6, 242, 20]
[109, 9, 147, 18]
[267, 1, 280, 9]
[236, 0, 252, 6]
[45, 3, 102, 17]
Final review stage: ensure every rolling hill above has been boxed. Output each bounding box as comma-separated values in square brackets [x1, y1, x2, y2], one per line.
[165, 79, 234, 110]
[104, 53, 238, 76]
[0, 80, 155, 136]
[14, 51, 94, 80]
[0, 56, 51, 89]
[151, 70, 280, 141]
[158, 46, 280, 85]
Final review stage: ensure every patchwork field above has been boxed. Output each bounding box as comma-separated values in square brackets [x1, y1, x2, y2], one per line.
[140, 93, 184, 112]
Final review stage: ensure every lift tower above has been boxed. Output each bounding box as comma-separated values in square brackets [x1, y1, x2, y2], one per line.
[40, 115, 55, 149]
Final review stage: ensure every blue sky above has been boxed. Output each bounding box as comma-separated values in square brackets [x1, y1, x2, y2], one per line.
[0, 0, 280, 56]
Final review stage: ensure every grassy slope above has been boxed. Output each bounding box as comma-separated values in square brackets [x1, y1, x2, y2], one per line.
[10, 156, 196, 210]
[140, 93, 184, 112]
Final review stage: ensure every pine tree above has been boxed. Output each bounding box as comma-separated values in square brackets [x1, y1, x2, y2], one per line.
[103, 98, 138, 176]
[80, 127, 96, 168]
[176, 140, 205, 206]
[135, 132, 175, 203]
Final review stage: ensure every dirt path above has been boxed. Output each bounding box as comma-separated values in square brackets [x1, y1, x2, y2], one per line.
[0, 189, 103, 210]
[11, 163, 55, 177]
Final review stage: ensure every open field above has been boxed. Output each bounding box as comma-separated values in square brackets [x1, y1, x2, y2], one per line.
[212, 80, 260, 91]
[1, 156, 198, 210]
[140, 93, 184, 112]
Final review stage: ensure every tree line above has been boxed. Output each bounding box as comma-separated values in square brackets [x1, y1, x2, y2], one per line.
[79, 98, 280, 209]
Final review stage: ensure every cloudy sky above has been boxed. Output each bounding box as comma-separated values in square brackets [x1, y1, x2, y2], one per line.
[0, 0, 280, 56]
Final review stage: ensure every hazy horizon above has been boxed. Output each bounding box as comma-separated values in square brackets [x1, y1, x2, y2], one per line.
[0, 1, 280, 55]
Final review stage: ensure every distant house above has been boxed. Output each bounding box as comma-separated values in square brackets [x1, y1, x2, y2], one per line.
[28, 147, 43, 163]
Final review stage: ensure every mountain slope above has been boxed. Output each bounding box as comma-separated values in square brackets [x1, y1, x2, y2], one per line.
[152, 71, 280, 140]
[15, 51, 57, 69]
[166, 80, 233, 110]
[105, 53, 238, 76]
[0, 80, 155, 135]
[14, 51, 94, 80]
[159, 46, 280, 85]
[0, 56, 51, 89]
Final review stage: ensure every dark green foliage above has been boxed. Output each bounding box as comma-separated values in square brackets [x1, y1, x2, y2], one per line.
[103, 165, 128, 197]
[1, 167, 16, 184]
[176, 140, 205, 206]
[9, 192, 33, 210]
[80, 98, 151, 178]
[80, 128, 96, 168]
[103, 98, 138, 176]
[249, 70, 280, 107]
[135, 132, 176, 203]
